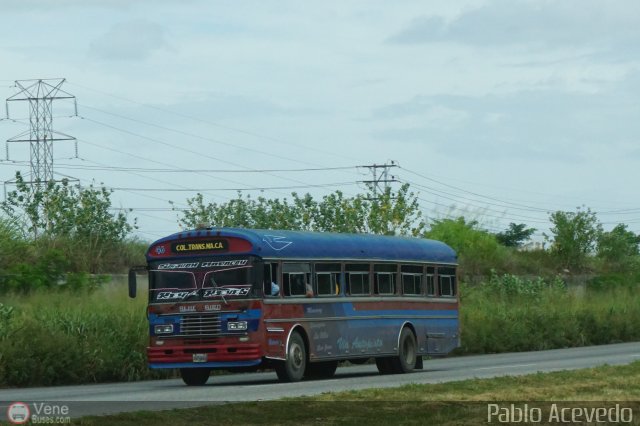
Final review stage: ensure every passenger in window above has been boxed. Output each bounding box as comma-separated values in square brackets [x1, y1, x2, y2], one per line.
[271, 281, 280, 296]
[305, 282, 313, 298]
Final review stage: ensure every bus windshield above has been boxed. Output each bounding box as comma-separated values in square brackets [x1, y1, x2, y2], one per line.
[148, 257, 258, 303]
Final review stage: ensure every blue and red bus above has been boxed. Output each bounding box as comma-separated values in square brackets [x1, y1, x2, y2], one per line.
[128, 228, 460, 385]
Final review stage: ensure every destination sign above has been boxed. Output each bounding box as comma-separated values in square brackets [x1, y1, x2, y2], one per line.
[170, 240, 228, 254]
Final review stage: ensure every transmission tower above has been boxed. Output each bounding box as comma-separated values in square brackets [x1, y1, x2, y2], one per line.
[4, 78, 78, 189]
[359, 161, 399, 200]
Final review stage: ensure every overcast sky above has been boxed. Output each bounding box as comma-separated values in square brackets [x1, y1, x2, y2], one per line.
[1, 0, 639, 242]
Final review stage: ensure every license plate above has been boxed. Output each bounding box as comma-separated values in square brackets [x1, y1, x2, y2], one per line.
[192, 353, 208, 363]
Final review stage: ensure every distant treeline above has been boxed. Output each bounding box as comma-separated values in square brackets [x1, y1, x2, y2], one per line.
[2, 175, 640, 292]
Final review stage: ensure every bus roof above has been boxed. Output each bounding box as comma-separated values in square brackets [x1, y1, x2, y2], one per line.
[148, 228, 457, 264]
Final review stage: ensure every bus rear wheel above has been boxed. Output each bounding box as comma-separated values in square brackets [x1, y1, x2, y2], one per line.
[390, 328, 417, 374]
[305, 360, 338, 379]
[275, 331, 306, 382]
[180, 367, 211, 386]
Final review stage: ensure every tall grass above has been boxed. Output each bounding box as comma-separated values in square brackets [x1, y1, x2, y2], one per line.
[0, 279, 170, 387]
[459, 272, 640, 354]
[1, 273, 639, 387]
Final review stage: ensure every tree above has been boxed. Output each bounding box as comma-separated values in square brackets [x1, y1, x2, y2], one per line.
[1, 172, 137, 272]
[366, 184, 425, 236]
[597, 223, 640, 264]
[495, 223, 536, 248]
[425, 217, 506, 277]
[546, 207, 601, 271]
[1, 172, 134, 242]
[175, 183, 425, 236]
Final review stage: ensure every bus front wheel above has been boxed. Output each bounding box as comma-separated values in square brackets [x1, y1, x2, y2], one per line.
[180, 367, 211, 386]
[275, 331, 306, 382]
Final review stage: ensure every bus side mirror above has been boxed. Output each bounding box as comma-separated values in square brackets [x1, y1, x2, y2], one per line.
[128, 269, 137, 299]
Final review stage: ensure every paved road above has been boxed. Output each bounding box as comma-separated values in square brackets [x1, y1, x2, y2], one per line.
[1, 342, 639, 418]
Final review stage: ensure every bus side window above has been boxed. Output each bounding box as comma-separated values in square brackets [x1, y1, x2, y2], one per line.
[263, 263, 279, 297]
[316, 273, 337, 296]
[345, 263, 370, 296]
[285, 273, 308, 296]
[401, 264, 423, 296]
[315, 263, 341, 296]
[282, 263, 312, 297]
[374, 264, 397, 295]
[426, 266, 436, 296]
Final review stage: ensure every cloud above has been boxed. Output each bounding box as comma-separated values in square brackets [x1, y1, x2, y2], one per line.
[387, 0, 640, 51]
[90, 20, 169, 61]
[370, 70, 640, 162]
[162, 92, 322, 121]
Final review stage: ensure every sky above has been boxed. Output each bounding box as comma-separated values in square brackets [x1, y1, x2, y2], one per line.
[1, 0, 639, 243]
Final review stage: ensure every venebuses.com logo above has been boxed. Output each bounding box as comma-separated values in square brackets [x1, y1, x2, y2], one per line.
[6, 402, 30, 424]
[6, 401, 71, 424]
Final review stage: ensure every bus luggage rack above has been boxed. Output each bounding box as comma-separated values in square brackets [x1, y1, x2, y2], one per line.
[180, 314, 222, 337]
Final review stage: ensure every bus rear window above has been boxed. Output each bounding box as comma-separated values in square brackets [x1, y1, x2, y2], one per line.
[438, 267, 457, 297]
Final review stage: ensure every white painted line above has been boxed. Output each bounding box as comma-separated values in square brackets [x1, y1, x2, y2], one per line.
[475, 363, 537, 371]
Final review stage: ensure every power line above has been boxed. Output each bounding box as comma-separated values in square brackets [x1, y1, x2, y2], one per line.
[68, 81, 360, 163]
[400, 166, 551, 213]
[79, 103, 337, 170]
[78, 115, 347, 198]
[97, 181, 358, 192]
[0, 159, 358, 174]
[403, 178, 551, 220]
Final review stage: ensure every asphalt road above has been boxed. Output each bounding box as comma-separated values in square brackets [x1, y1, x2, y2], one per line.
[1, 342, 639, 418]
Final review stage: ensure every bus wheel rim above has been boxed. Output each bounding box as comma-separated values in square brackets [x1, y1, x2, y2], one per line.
[291, 343, 303, 369]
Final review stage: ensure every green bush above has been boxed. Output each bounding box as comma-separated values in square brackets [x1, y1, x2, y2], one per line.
[0, 284, 170, 387]
[459, 275, 640, 354]
[2, 273, 639, 386]
[425, 217, 508, 278]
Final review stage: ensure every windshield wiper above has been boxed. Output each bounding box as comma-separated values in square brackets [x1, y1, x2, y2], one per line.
[209, 274, 229, 306]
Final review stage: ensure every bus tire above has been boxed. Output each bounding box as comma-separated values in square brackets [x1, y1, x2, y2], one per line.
[180, 368, 210, 386]
[275, 331, 306, 382]
[391, 327, 417, 374]
[375, 357, 393, 375]
[305, 360, 338, 379]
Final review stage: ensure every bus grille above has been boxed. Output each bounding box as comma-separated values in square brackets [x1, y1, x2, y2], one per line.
[180, 314, 221, 337]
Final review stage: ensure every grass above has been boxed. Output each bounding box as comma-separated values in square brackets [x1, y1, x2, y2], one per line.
[458, 274, 640, 354]
[68, 361, 640, 426]
[1, 273, 639, 387]
[0, 278, 171, 386]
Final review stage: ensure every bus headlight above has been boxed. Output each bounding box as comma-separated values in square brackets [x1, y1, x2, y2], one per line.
[154, 324, 174, 334]
[227, 321, 247, 331]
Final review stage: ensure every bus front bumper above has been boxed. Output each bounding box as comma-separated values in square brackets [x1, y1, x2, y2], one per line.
[147, 343, 262, 368]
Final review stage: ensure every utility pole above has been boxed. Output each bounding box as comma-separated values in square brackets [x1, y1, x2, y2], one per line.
[4, 78, 78, 191]
[359, 161, 399, 200]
